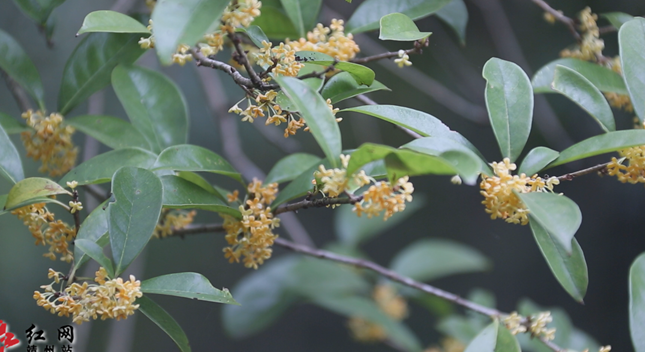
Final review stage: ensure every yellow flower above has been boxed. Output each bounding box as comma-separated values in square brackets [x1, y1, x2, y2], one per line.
[21, 110, 77, 176]
[153, 209, 197, 238]
[288, 20, 360, 61]
[12, 203, 76, 262]
[394, 50, 413, 68]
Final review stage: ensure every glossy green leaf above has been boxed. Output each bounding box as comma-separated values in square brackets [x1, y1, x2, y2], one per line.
[237, 25, 270, 48]
[280, 0, 322, 37]
[223, 256, 301, 338]
[630, 253, 645, 352]
[602, 12, 634, 30]
[549, 130, 645, 167]
[346, 0, 451, 34]
[335, 196, 424, 247]
[294, 51, 375, 86]
[518, 147, 559, 176]
[379, 12, 432, 41]
[141, 273, 238, 304]
[151, 0, 229, 65]
[161, 175, 240, 218]
[138, 295, 191, 352]
[620, 18, 645, 122]
[552, 65, 615, 132]
[176, 171, 225, 201]
[77, 11, 150, 35]
[108, 167, 163, 276]
[0, 29, 45, 110]
[270, 160, 327, 208]
[0, 196, 66, 214]
[435, 0, 468, 45]
[11, 0, 65, 24]
[532, 58, 627, 95]
[5, 177, 70, 210]
[60, 148, 157, 186]
[464, 319, 520, 352]
[265, 153, 321, 185]
[58, 33, 145, 115]
[75, 239, 114, 278]
[483, 57, 533, 162]
[517, 192, 581, 253]
[0, 124, 23, 184]
[402, 137, 486, 184]
[530, 221, 588, 303]
[74, 202, 109, 269]
[152, 145, 241, 182]
[112, 65, 188, 153]
[313, 295, 422, 352]
[66, 115, 150, 150]
[321, 72, 389, 104]
[250, 5, 299, 39]
[274, 76, 342, 167]
[390, 239, 490, 282]
[0, 112, 28, 134]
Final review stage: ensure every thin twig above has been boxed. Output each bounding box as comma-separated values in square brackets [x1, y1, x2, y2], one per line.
[353, 95, 423, 139]
[171, 223, 225, 237]
[192, 49, 256, 89]
[229, 31, 265, 87]
[273, 195, 363, 215]
[351, 39, 427, 64]
[531, 0, 581, 41]
[2, 70, 33, 112]
[557, 162, 609, 181]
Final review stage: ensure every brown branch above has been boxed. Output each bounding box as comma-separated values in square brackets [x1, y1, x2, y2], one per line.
[229, 31, 265, 87]
[351, 39, 427, 65]
[170, 223, 225, 237]
[531, 0, 581, 41]
[297, 64, 337, 80]
[273, 195, 363, 215]
[2, 70, 33, 112]
[192, 49, 256, 89]
[556, 162, 609, 181]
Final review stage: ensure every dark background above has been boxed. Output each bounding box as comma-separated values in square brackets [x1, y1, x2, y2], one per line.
[1, 0, 644, 351]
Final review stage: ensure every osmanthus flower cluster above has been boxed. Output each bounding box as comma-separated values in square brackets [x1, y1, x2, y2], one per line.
[153, 209, 197, 238]
[480, 158, 560, 225]
[11, 202, 77, 262]
[20, 110, 77, 177]
[347, 284, 408, 342]
[286, 19, 360, 61]
[222, 179, 280, 269]
[33, 268, 143, 324]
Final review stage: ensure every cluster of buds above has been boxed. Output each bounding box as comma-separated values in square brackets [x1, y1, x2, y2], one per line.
[222, 179, 280, 269]
[254, 41, 304, 77]
[480, 158, 560, 225]
[607, 145, 645, 184]
[503, 311, 555, 340]
[287, 19, 360, 61]
[348, 284, 408, 342]
[21, 110, 77, 177]
[154, 209, 198, 238]
[560, 7, 604, 62]
[12, 203, 76, 262]
[33, 268, 143, 324]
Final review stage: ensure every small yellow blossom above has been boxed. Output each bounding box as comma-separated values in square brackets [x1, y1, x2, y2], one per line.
[21, 110, 77, 176]
[227, 190, 240, 203]
[66, 181, 78, 189]
[529, 311, 556, 340]
[68, 201, 83, 214]
[599, 346, 611, 352]
[354, 176, 414, 221]
[153, 209, 197, 238]
[394, 50, 413, 68]
[287, 19, 360, 61]
[503, 311, 527, 335]
[12, 203, 76, 262]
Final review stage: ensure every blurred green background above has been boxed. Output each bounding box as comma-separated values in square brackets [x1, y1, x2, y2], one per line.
[1, 0, 644, 351]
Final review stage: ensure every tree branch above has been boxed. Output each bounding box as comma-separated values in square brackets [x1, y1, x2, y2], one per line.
[351, 39, 427, 64]
[273, 195, 363, 215]
[556, 162, 609, 181]
[2, 70, 33, 112]
[531, 0, 581, 41]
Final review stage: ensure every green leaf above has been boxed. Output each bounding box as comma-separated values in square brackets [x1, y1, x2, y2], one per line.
[602, 12, 634, 30]
[176, 171, 225, 200]
[335, 196, 424, 247]
[66, 115, 150, 150]
[108, 167, 163, 276]
[0, 124, 23, 184]
[483, 57, 533, 162]
[532, 58, 627, 95]
[141, 273, 238, 304]
[4, 177, 70, 210]
[151, 0, 230, 65]
[138, 295, 191, 352]
[152, 145, 241, 182]
[631, 253, 645, 352]
[11, 0, 65, 24]
[274, 76, 342, 167]
[464, 320, 520, 352]
[549, 130, 645, 167]
[435, 0, 468, 45]
[552, 65, 615, 132]
[280, 0, 322, 37]
[77, 10, 150, 35]
[620, 18, 645, 122]
[237, 25, 270, 48]
[60, 148, 158, 186]
[0, 29, 45, 110]
[0, 112, 28, 134]
[74, 202, 109, 269]
[321, 72, 389, 104]
[379, 13, 432, 41]
[517, 192, 581, 253]
[530, 221, 588, 303]
[58, 33, 145, 115]
[402, 137, 487, 184]
[74, 239, 115, 278]
[265, 153, 321, 184]
[518, 147, 559, 176]
[0, 196, 66, 214]
[161, 175, 240, 218]
[346, 0, 451, 34]
[250, 5, 299, 39]
[390, 239, 490, 282]
[112, 65, 188, 153]
[294, 51, 375, 86]
[270, 160, 325, 208]
[222, 256, 301, 338]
